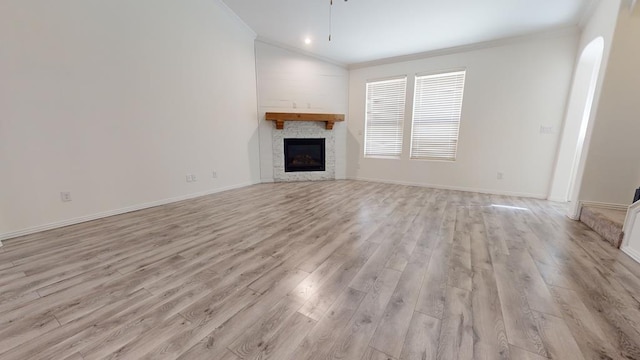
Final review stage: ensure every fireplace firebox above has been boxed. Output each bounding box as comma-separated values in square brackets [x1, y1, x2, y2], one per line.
[284, 138, 325, 172]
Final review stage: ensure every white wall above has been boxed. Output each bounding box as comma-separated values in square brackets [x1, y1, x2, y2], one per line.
[548, 0, 622, 216]
[548, 37, 604, 203]
[623, 206, 640, 263]
[255, 41, 349, 182]
[0, 0, 260, 238]
[347, 33, 578, 198]
[578, 2, 640, 206]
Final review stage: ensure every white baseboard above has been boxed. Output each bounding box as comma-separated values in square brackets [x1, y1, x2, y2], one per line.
[547, 196, 569, 203]
[580, 201, 629, 212]
[621, 245, 640, 264]
[567, 212, 581, 221]
[0, 182, 256, 242]
[347, 176, 547, 199]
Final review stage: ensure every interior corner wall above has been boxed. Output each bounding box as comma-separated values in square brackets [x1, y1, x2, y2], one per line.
[347, 33, 578, 198]
[255, 41, 349, 182]
[547, 40, 602, 203]
[0, 0, 260, 238]
[548, 0, 620, 216]
[578, 3, 640, 206]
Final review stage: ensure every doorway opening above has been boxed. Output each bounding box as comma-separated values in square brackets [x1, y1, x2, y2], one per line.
[548, 37, 604, 218]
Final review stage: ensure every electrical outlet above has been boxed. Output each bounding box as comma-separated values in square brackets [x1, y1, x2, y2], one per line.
[497, 172, 504, 180]
[212, 171, 218, 179]
[191, 174, 197, 182]
[293, 102, 297, 109]
[186, 175, 191, 183]
[60, 192, 72, 202]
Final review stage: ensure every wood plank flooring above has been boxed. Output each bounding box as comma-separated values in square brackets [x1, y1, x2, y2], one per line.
[1, 180, 640, 359]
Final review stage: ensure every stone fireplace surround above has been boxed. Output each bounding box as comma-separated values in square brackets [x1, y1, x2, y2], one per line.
[272, 121, 335, 182]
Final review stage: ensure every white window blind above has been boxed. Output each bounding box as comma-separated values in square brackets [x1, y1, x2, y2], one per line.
[411, 70, 466, 161]
[365, 77, 407, 158]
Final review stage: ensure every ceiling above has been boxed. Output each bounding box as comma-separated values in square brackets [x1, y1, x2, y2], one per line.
[222, 0, 598, 65]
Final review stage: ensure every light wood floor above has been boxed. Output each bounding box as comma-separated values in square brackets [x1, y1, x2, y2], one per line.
[1, 180, 640, 360]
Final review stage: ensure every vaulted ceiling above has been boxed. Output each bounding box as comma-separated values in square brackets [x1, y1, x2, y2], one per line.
[222, 0, 598, 65]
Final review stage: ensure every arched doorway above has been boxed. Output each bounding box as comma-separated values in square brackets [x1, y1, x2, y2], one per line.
[548, 37, 604, 218]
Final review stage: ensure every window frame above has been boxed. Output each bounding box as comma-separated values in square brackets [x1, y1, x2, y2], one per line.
[409, 69, 467, 162]
[363, 75, 408, 159]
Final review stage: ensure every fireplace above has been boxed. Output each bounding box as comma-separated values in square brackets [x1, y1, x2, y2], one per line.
[271, 121, 334, 181]
[284, 138, 325, 172]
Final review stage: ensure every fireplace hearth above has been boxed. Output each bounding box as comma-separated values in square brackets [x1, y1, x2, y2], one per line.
[271, 121, 335, 182]
[284, 138, 325, 172]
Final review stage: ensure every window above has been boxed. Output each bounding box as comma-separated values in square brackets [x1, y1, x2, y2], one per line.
[411, 70, 466, 161]
[364, 76, 407, 158]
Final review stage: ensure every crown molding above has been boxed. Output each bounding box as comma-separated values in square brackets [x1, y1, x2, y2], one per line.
[215, 0, 257, 38]
[255, 37, 348, 69]
[578, 0, 601, 28]
[348, 26, 580, 70]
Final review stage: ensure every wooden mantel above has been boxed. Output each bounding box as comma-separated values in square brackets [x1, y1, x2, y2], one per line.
[266, 112, 345, 130]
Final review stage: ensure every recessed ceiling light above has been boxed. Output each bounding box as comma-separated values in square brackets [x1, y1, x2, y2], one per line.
[304, 37, 312, 45]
